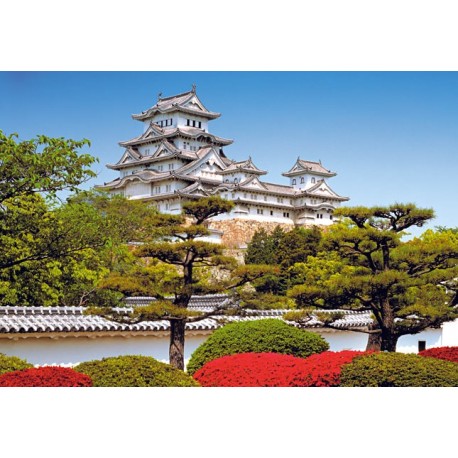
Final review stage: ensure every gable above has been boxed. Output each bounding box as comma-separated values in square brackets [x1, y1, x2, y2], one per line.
[240, 176, 268, 190]
[183, 96, 206, 113]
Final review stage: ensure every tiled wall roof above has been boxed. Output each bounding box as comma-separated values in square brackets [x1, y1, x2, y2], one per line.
[0, 295, 373, 336]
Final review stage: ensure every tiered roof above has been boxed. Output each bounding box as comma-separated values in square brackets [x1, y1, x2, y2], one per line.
[282, 158, 336, 177]
[132, 88, 221, 121]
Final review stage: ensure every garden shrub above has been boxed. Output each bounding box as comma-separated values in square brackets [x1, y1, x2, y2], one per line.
[193, 350, 367, 387]
[292, 350, 370, 387]
[0, 366, 92, 387]
[419, 346, 458, 363]
[74, 355, 199, 387]
[0, 353, 33, 375]
[340, 352, 458, 387]
[187, 318, 329, 375]
[193, 352, 308, 387]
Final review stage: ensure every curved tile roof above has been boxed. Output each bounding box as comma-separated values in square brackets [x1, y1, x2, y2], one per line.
[0, 295, 373, 336]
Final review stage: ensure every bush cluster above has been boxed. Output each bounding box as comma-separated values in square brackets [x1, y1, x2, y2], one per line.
[193, 352, 308, 387]
[186, 319, 329, 375]
[0, 366, 92, 387]
[0, 353, 33, 375]
[74, 355, 199, 387]
[291, 350, 370, 387]
[193, 350, 367, 387]
[419, 346, 458, 363]
[340, 352, 458, 387]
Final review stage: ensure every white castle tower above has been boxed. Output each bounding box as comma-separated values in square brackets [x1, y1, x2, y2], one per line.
[98, 86, 349, 227]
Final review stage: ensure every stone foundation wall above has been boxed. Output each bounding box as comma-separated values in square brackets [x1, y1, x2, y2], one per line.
[208, 219, 298, 249]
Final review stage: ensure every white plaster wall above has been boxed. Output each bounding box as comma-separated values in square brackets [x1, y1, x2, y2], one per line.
[440, 319, 458, 346]
[315, 330, 369, 351]
[125, 181, 150, 197]
[0, 334, 209, 368]
[396, 328, 443, 353]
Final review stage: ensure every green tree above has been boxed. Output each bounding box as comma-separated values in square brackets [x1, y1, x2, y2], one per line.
[89, 196, 276, 370]
[0, 131, 96, 204]
[287, 204, 458, 352]
[0, 189, 160, 307]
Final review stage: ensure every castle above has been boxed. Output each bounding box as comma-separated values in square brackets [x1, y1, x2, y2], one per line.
[98, 86, 348, 242]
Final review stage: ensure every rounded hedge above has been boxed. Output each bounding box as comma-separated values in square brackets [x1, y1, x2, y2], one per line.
[74, 355, 200, 387]
[340, 352, 458, 387]
[186, 318, 329, 375]
[419, 346, 458, 363]
[193, 352, 309, 387]
[291, 350, 371, 387]
[0, 366, 92, 387]
[0, 353, 33, 375]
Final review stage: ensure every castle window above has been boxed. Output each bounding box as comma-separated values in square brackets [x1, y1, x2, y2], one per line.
[145, 149, 150, 155]
[300, 177, 305, 184]
[154, 186, 161, 194]
[257, 209, 263, 215]
[186, 119, 190, 126]
[292, 179, 296, 185]
[157, 165, 163, 171]
[234, 178, 238, 184]
[166, 185, 172, 192]
[277, 197, 283, 203]
[264, 195, 267, 201]
[198, 121, 202, 128]
[270, 210, 274, 216]
[418, 341, 426, 352]
[169, 163, 174, 170]
[311, 177, 316, 184]
[251, 194, 257, 200]
[330, 214, 333, 220]
[283, 212, 290, 218]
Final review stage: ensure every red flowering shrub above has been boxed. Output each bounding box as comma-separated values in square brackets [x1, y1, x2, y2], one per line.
[291, 351, 371, 387]
[193, 351, 368, 387]
[0, 366, 93, 387]
[193, 353, 304, 387]
[419, 346, 458, 363]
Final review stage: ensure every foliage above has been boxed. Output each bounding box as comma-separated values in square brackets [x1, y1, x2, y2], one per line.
[193, 352, 308, 387]
[74, 355, 199, 387]
[419, 346, 458, 363]
[244, 226, 322, 294]
[0, 366, 93, 387]
[287, 204, 458, 352]
[292, 351, 371, 386]
[186, 318, 329, 375]
[238, 291, 296, 310]
[0, 130, 96, 204]
[0, 353, 33, 375]
[193, 351, 368, 387]
[0, 189, 161, 307]
[340, 352, 458, 387]
[90, 196, 275, 370]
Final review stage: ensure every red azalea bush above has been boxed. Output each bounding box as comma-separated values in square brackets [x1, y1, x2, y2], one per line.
[419, 346, 458, 363]
[193, 353, 305, 387]
[193, 351, 368, 387]
[0, 366, 93, 387]
[291, 350, 371, 387]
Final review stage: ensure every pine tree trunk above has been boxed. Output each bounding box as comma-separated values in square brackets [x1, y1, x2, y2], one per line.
[169, 319, 186, 370]
[380, 330, 398, 352]
[365, 324, 382, 351]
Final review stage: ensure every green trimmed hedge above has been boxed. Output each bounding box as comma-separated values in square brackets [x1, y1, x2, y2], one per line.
[0, 353, 33, 375]
[340, 352, 458, 387]
[74, 355, 199, 387]
[187, 318, 329, 375]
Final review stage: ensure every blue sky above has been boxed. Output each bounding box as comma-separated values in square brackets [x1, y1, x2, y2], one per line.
[1, 71, 457, 232]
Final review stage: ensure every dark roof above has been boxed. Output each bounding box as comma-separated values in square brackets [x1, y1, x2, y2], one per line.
[0, 295, 373, 335]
